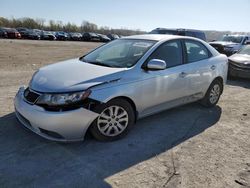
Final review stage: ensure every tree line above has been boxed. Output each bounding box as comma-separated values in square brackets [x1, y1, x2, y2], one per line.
[1, 17, 249, 40]
[0, 17, 145, 36]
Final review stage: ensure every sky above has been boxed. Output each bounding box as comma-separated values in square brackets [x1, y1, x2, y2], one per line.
[0, 0, 250, 32]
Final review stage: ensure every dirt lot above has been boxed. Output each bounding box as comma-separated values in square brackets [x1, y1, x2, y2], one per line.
[0, 39, 249, 188]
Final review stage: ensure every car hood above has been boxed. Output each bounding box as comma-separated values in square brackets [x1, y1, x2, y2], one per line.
[229, 54, 250, 63]
[209, 41, 239, 46]
[30, 58, 127, 93]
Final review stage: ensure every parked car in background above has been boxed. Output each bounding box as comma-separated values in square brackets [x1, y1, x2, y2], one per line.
[149, 28, 207, 41]
[82, 32, 100, 41]
[55, 31, 69, 41]
[33, 29, 42, 34]
[16, 27, 29, 32]
[40, 31, 56, 40]
[69, 32, 82, 41]
[14, 34, 227, 142]
[1, 28, 21, 39]
[97, 34, 111, 42]
[228, 44, 250, 79]
[17, 28, 40, 40]
[107, 34, 119, 40]
[209, 35, 250, 56]
[0, 27, 8, 38]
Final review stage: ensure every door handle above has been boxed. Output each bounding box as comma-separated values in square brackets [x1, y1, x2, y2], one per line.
[211, 65, 216, 70]
[179, 72, 188, 78]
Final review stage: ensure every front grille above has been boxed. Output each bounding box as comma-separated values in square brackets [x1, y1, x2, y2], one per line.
[24, 88, 41, 104]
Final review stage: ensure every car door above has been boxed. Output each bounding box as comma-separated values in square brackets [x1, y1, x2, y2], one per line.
[182, 39, 214, 97]
[137, 40, 190, 117]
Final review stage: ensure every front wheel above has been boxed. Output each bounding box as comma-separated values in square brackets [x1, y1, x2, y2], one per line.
[201, 80, 223, 107]
[90, 99, 135, 141]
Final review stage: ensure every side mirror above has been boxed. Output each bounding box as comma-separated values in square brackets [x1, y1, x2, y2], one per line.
[146, 59, 167, 70]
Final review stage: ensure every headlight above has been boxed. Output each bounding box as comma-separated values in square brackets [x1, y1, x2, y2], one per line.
[36, 90, 91, 106]
[243, 61, 250, 65]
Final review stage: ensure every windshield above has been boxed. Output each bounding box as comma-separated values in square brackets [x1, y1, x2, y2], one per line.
[221, 35, 243, 43]
[238, 45, 250, 55]
[81, 39, 156, 68]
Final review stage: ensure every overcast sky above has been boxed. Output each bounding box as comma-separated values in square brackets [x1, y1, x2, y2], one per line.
[1, 0, 250, 32]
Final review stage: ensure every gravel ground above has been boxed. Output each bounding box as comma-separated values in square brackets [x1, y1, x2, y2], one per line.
[0, 39, 249, 188]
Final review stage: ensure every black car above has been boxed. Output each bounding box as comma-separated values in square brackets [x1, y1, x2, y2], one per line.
[97, 34, 111, 42]
[40, 31, 56, 40]
[228, 44, 250, 79]
[0, 27, 8, 38]
[69, 32, 82, 41]
[55, 31, 69, 41]
[16, 27, 28, 31]
[149, 28, 207, 41]
[107, 34, 119, 40]
[82, 32, 100, 41]
[17, 28, 40, 40]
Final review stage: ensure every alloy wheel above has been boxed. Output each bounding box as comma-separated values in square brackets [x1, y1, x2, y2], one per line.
[209, 84, 221, 104]
[97, 105, 129, 137]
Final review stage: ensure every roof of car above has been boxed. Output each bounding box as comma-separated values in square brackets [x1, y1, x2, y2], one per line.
[123, 34, 185, 41]
[153, 28, 204, 32]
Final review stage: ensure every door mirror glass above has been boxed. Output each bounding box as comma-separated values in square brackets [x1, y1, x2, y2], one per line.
[146, 59, 167, 70]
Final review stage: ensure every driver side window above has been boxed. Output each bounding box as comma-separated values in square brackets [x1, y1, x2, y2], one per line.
[148, 40, 183, 68]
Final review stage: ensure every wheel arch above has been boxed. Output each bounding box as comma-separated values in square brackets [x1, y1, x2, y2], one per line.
[85, 96, 138, 139]
[107, 96, 138, 122]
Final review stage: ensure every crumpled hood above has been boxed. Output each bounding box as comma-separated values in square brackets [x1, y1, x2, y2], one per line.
[209, 41, 239, 47]
[229, 54, 250, 63]
[30, 58, 126, 93]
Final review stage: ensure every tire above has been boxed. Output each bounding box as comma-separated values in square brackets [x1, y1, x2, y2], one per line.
[200, 79, 223, 107]
[90, 99, 135, 141]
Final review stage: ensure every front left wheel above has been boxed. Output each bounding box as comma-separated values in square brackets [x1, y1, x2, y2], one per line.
[90, 99, 135, 141]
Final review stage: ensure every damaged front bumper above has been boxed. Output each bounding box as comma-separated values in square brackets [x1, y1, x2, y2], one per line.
[229, 62, 250, 79]
[14, 87, 99, 142]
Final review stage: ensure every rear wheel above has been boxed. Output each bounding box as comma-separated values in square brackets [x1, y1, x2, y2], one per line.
[201, 80, 223, 107]
[90, 99, 135, 141]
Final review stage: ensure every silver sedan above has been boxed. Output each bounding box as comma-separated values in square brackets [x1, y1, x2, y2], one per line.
[14, 34, 228, 142]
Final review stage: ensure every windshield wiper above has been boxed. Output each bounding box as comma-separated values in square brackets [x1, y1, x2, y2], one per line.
[83, 59, 114, 68]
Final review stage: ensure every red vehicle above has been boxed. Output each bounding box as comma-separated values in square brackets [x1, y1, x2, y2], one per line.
[1, 28, 21, 39]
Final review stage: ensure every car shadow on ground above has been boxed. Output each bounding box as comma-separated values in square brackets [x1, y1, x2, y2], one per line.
[227, 77, 250, 89]
[0, 103, 221, 188]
